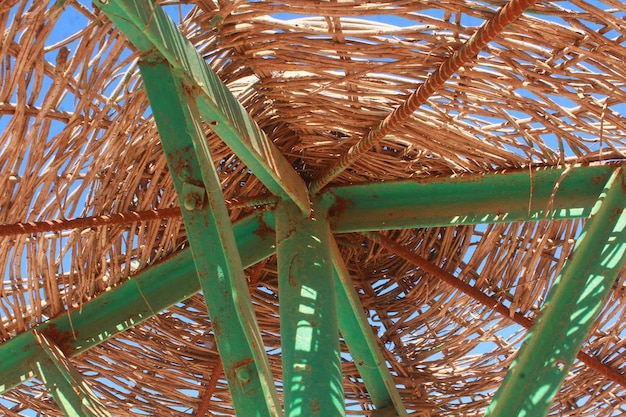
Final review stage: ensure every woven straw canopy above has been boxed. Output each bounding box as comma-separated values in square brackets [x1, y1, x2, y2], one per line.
[1, 0, 625, 416]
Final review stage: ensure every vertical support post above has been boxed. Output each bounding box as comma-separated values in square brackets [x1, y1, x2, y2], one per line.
[33, 331, 110, 417]
[330, 238, 407, 416]
[486, 167, 626, 417]
[276, 199, 345, 417]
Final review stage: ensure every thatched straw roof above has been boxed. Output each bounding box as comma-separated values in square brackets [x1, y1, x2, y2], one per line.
[1, 0, 625, 415]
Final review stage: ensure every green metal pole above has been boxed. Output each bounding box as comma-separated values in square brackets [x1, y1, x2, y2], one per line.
[331, 237, 407, 416]
[0, 165, 620, 397]
[140, 60, 281, 416]
[275, 199, 345, 417]
[94, 0, 310, 216]
[485, 167, 626, 417]
[33, 331, 110, 417]
[324, 164, 615, 232]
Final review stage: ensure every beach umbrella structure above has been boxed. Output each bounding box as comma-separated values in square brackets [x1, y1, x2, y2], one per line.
[0, 0, 625, 415]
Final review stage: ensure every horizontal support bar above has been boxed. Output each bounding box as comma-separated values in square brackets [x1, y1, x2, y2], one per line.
[324, 164, 616, 232]
[94, 0, 310, 215]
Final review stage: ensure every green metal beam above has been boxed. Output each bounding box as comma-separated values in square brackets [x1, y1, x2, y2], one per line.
[33, 331, 110, 417]
[93, 0, 310, 216]
[0, 210, 275, 394]
[325, 164, 616, 232]
[330, 237, 407, 416]
[485, 167, 626, 417]
[0, 249, 197, 395]
[139, 60, 281, 416]
[1, 164, 620, 396]
[275, 200, 345, 417]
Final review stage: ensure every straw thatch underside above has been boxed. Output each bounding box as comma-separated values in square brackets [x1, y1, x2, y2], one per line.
[1, 0, 625, 415]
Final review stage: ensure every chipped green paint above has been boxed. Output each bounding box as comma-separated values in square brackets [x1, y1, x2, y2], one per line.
[0, 211, 275, 395]
[1, 162, 623, 415]
[324, 164, 616, 232]
[140, 60, 281, 417]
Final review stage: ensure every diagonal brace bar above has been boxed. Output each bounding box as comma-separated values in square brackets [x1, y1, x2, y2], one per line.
[139, 59, 281, 416]
[330, 237, 407, 416]
[94, 0, 310, 215]
[485, 167, 626, 417]
[33, 331, 110, 417]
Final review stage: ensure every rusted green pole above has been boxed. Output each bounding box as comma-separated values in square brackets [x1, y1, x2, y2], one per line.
[324, 164, 615, 232]
[485, 167, 626, 417]
[140, 60, 281, 417]
[276, 199, 345, 417]
[331, 237, 407, 416]
[0, 212, 276, 395]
